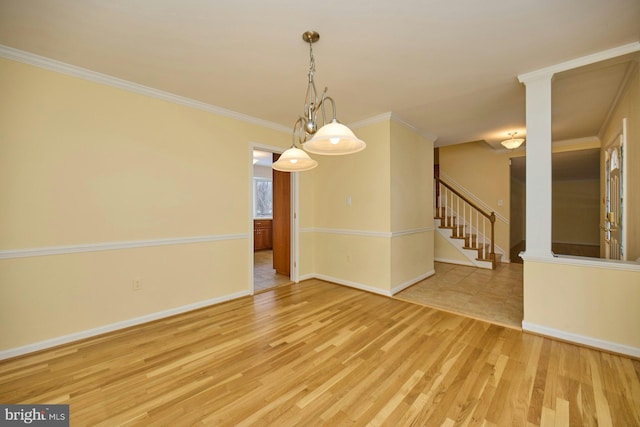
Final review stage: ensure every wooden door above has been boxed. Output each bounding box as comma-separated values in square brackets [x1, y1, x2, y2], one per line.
[272, 153, 290, 275]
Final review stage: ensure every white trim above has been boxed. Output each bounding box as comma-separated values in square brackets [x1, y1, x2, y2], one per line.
[312, 228, 393, 238]
[522, 322, 640, 359]
[390, 270, 435, 295]
[552, 136, 601, 149]
[348, 112, 392, 129]
[348, 111, 439, 143]
[518, 42, 640, 83]
[621, 118, 628, 261]
[299, 227, 434, 238]
[434, 219, 502, 269]
[439, 172, 509, 225]
[521, 252, 640, 271]
[0, 45, 290, 134]
[312, 274, 393, 297]
[434, 257, 475, 267]
[297, 273, 315, 282]
[0, 291, 250, 360]
[391, 227, 434, 237]
[551, 240, 600, 246]
[389, 114, 439, 143]
[291, 169, 300, 284]
[0, 234, 247, 260]
[309, 270, 435, 298]
[600, 63, 637, 140]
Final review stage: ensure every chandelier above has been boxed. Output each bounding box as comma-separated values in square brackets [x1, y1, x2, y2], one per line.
[501, 132, 525, 150]
[273, 31, 366, 172]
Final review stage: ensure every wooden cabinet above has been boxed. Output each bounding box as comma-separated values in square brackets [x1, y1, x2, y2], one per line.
[253, 219, 272, 251]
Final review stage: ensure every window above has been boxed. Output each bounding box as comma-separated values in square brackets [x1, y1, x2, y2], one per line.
[254, 178, 273, 218]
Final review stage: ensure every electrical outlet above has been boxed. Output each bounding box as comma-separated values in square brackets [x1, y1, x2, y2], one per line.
[132, 278, 143, 291]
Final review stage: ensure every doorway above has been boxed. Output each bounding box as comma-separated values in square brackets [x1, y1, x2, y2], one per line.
[509, 149, 602, 262]
[603, 118, 627, 260]
[252, 148, 293, 292]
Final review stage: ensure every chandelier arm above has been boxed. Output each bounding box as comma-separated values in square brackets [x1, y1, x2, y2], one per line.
[303, 38, 318, 120]
[304, 80, 318, 122]
[291, 117, 305, 147]
[316, 92, 337, 126]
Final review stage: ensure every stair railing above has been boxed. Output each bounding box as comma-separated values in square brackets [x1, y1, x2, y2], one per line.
[434, 175, 496, 264]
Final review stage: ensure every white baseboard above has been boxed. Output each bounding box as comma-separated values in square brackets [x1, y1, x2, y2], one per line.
[312, 274, 393, 297]
[0, 290, 251, 361]
[390, 270, 435, 295]
[522, 321, 640, 359]
[299, 271, 435, 298]
[297, 273, 315, 282]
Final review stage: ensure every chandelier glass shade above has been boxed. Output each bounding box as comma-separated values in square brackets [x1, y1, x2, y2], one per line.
[271, 145, 318, 172]
[272, 31, 365, 172]
[501, 132, 525, 149]
[304, 119, 366, 155]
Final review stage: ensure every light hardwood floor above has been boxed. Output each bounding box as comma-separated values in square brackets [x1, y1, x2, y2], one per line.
[395, 262, 523, 329]
[1, 279, 638, 426]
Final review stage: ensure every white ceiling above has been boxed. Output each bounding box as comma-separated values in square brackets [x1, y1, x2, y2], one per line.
[0, 0, 639, 150]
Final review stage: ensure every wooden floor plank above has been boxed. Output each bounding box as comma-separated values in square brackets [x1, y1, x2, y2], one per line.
[1, 279, 639, 426]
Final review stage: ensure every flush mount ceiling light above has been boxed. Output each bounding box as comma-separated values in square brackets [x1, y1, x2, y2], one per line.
[501, 132, 525, 150]
[273, 31, 365, 172]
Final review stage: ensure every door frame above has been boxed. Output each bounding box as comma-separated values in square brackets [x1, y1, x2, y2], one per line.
[602, 118, 628, 260]
[249, 142, 299, 293]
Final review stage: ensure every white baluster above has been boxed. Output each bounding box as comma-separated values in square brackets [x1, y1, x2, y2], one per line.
[444, 187, 448, 226]
[483, 217, 486, 259]
[475, 210, 479, 249]
[463, 201, 466, 240]
[456, 195, 459, 235]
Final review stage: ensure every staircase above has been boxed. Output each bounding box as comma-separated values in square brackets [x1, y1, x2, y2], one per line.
[434, 176, 501, 269]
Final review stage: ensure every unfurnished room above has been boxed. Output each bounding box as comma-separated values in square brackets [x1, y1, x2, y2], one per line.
[1, 1, 639, 425]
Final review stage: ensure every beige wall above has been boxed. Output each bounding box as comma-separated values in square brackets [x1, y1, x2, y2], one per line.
[600, 63, 640, 261]
[434, 231, 470, 264]
[0, 58, 437, 352]
[0, 57, 290, 350]
[552, 179, 600, 245]
[306, 119, 434, 294]
[307, 120, 391, 292]
[438, 142, 511, 259]
[510, 174, 526, 248]
[389, 121, 434, 289]
[522, 59, 640, 358]
[524, 260, 640, 352]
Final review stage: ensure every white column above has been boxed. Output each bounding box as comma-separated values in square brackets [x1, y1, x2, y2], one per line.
[520, 73, 554, 259]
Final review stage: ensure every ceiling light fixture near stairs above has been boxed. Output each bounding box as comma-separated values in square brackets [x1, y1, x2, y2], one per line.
[501, 132, 525, 150]
[273, 31, 366, 172]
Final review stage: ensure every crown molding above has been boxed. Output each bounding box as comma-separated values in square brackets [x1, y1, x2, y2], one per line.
[348, 112, 439, 143]
[518, 42, 640, 84]
[0, 45, 291, 134]
[552, 136, 601, 149]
